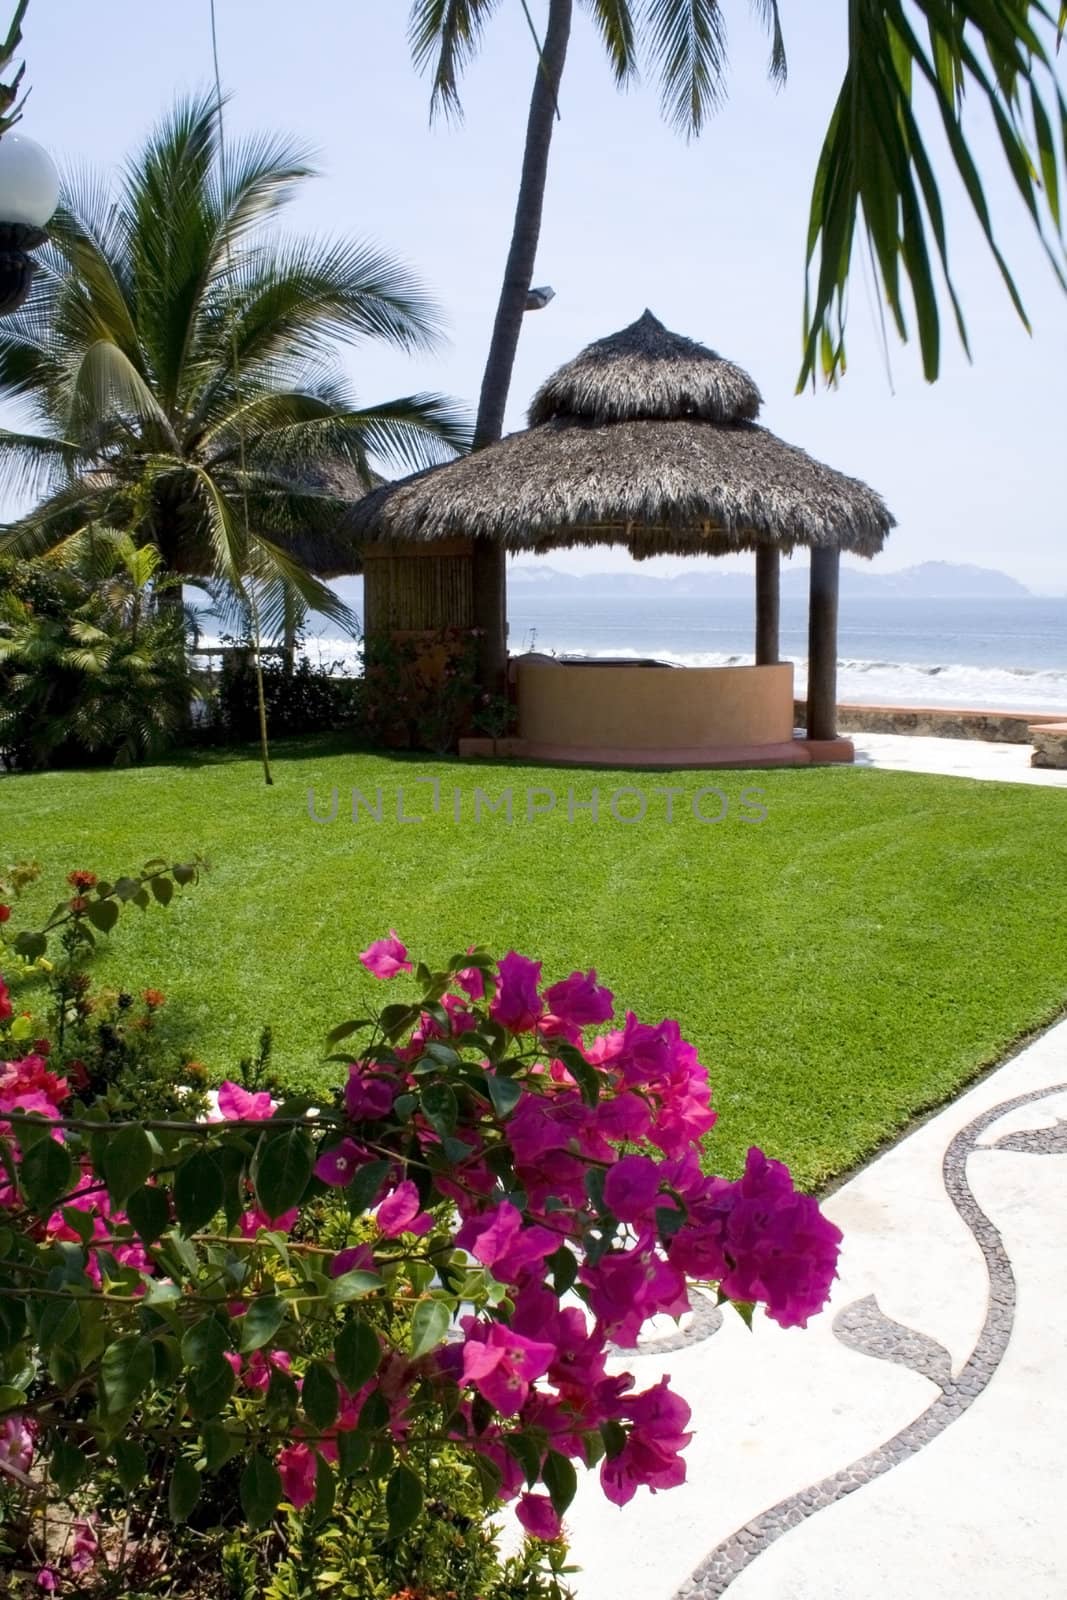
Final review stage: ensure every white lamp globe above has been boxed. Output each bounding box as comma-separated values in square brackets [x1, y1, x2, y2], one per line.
[0, 134, 60, 229]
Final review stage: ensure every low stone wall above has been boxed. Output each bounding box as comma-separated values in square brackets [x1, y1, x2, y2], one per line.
[793, 702, 1066, 745]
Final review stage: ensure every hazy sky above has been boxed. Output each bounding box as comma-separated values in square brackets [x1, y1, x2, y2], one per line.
[11, 1, 1067, 592]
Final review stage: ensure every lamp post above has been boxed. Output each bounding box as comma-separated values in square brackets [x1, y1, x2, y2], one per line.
[0, 132, 58, 314]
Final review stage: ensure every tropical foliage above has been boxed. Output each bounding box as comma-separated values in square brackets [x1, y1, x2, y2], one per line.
[0, 93, 469, 619]
[0, 888, 842, 1596]
[0, 532, 192, 769]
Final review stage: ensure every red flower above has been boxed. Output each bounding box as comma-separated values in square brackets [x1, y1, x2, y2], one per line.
[142, 989, 166, 1009]
[32, 1039, 51, 1057]
[68, 896, 89, 914]
[66, 870, 98, 891]
[0, 903, 10, 922]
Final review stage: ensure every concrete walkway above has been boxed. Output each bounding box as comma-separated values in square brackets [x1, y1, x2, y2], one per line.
[562, 1014, 1067, 1599]
[852, 731, 1067, 787]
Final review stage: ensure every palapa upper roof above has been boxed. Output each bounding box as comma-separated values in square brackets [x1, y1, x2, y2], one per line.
[345, 311, 895, 558]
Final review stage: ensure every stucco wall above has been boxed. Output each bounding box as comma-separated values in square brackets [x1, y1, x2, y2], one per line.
[516, 660, 795, 750]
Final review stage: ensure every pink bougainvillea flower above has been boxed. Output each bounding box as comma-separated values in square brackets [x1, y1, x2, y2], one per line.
[516, 1492, 562, 1541]
[459, 1323, 555, 1416]
[454, 953, 486, 1000]
[35, 1569, 57, 1594]
[581, 1243, 690, 1348]
[603, 1153, 664, 1224]
[69, 1515, 99, 1574]
[237, 1204, 299, 1238]
[278, 1442, 317, 1509]
[376, 1179, 432, 1238]
[343, 1065, 396, 1121]
[541, 968, 614, 1030]
[0, 1415, 35, 1477]
[329, 1242, 374, 1278]
[669, 1147, 842, 1329]
[359, 931, 412, 980]
[600, 1376, 693, 1506]
[314, 1137, 367, 1188]
[489, 951, 543, 1033]
[216, 1081, 276, 1121]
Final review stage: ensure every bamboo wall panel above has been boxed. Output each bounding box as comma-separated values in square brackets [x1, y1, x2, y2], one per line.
[363, 544, 475, 635]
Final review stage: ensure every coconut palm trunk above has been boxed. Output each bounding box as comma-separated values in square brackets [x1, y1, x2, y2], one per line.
[470, 0, 573, 691]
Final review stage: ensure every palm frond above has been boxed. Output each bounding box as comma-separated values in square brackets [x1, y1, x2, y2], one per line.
[749, 0, 787, 84]
[0, 428, 77, 507]
[67, 340, 179, 448]
[584, 0, 640, 82]
[641, 0, 729, 135]
[800, 0, 1067, 387]
[408, 0, 504, 119]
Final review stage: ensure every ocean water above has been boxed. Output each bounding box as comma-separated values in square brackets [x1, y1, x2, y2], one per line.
[203, 593, 1067, 715]
[508, 593, 1067, 714]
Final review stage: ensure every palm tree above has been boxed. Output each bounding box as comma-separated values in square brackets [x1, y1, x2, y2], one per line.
[410, 1, 1067, 687]
[0, 93, 470, 628]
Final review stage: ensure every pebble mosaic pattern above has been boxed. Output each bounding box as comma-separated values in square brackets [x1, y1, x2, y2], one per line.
[673, 1080, 1067, 1599]
[832, 1294, 954, 1391]
[611, 1289, 723, 1358]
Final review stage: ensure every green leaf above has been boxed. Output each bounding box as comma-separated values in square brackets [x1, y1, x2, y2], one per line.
[302, 1360, 340, 1430]
[553, 1042, 599, 1107]
[60, 1205, 95, 1245]
[505, 1431, 543, 1489]
[172, 862, 197, 886]
[337, 1429, 371, 1477]
[312, 1451, 336, 1526]
[600, 1419, 627, 1459]
[409, 1298, 450, 1359]
[50, 1436, 88, 1494]
[419, 1082, 458, 1136]
[126, 1183, 170, 1244]
[86, 898, 120, 933]
[264, 1367, 300, 1421]
[335, 1317, 380, 1392]
[20, 1137, 73, 1210]
[202, 1421, 243, 1473]
[542, 1449, 577, 1516]
[346, 1158, 390, 1215]
[12, 930, 46, 961]
[253, 1127, 313, 1218]
[168, 1457, 202, 1523]
[242, 1451, 282, 1528]
[327, 1269, 383, 1306]
[113, 1439, 148, 1492]
[100, 1335, 154, 1413]
[181, 1316, 229, 1369]
[100, 1124, 154, 1204]
[385, 1462, 424, 1538]
[324, 1018, 374, 1046]
[186, 1354, 236, 1420]
[547, 1246, 578, 1296]
[239, 1296, 287, 1353]
[174, 1148, 225, 1234]
[150, 875, 174, 907]
[485, 1072, 522, 1119]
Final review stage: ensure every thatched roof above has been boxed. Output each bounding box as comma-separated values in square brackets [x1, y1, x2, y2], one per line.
[344, 311, 894, 558]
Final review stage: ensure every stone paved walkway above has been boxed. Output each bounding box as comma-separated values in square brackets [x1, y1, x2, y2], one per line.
[851, 731, 1067, 786]
[561, 1014, 1067, 1599]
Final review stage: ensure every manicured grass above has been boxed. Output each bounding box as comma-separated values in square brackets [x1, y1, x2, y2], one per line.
[2, 737, 1066, 1189]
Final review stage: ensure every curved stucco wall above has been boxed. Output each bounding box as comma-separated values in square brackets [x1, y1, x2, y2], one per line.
[515, 661, 795, 750]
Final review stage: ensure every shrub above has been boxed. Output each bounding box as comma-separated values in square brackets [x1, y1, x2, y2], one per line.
[206, 649, 361, 743]
[0, 913, 843, 1596]
[0, 538, 192, 771]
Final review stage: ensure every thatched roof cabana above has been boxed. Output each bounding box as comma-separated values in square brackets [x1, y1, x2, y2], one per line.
[345, 312, 896, 758]
[345, 311, 894, 560]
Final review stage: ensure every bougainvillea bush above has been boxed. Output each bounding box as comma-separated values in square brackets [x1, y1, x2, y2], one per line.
[0, 883, 842, 1597]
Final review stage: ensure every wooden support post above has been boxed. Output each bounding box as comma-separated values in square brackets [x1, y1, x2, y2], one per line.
[806, 544, 840, 741]
[755, 545, 780, 665]
[471, 538, 508, 695]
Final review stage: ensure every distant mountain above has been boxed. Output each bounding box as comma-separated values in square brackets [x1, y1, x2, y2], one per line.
[507, 560, 1032, 599]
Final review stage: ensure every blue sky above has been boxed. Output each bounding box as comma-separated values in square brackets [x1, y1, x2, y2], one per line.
[11, 0, 1067, 591]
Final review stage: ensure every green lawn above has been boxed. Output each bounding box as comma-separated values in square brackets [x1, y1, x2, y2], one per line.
[2, 737, 1066, 1189]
